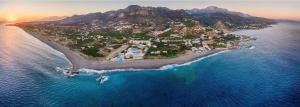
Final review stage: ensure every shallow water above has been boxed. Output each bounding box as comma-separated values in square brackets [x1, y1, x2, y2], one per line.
[0, 22, 300, 107]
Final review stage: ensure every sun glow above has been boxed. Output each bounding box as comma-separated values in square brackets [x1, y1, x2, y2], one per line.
[7, 15, 17, 22]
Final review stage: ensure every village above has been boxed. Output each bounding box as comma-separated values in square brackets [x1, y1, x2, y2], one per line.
[18, 19, 248, 61]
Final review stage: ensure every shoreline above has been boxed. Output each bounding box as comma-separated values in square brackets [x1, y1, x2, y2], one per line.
[21, 27, 228, 73]
[22, 29, 85, 72]
[80, 50, 230, 74]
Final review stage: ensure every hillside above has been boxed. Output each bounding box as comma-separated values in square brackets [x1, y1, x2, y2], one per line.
[59, 5, 192, 27]
[186, 6, 276, 30]
[17, 5, 261, 59]
[53, 5, 276, 30]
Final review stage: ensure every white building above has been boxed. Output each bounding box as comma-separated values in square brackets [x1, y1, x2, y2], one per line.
[129, 40, 151, 47]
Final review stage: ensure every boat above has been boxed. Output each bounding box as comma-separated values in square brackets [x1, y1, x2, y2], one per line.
[96, 75, 109, 84]
[249, 46, 255, 50]
[242, 45, 255, 49]
[63, 69, 77, 77]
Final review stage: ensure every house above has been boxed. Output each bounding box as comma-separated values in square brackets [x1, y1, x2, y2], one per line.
[170, 34, 181, 38]
[129, 40, 151, 47]
[151, 28, 172, 37]
[125, 48, 146, 60]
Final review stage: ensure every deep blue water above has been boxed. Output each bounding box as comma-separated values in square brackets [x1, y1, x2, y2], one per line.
[0, 22, 300, 107]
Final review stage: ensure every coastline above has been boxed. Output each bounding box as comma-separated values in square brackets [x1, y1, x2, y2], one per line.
[21, 28, 227, 73]
[80, 49, 230, 74]
[22, 29, 87, 72]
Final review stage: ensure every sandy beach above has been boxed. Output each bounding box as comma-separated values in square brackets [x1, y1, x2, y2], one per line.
[22, 28, 226, 72]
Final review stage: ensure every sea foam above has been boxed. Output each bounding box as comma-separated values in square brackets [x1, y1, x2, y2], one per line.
[79, 50, 231, 74]
[160, 50, 231, 70]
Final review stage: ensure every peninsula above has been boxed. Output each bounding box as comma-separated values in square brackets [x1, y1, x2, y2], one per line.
[15, 5, 274, 75]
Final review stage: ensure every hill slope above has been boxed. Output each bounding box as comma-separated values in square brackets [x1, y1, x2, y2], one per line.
[186, 6, 276, 29]
[59, 5, 192, 27]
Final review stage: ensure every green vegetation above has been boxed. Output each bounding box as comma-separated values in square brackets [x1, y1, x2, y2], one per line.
[81, 47, 103, 57]
[74, 38, 94, 49]
[132, 32, 150, 40]
[209, 42, 225, 49]
[88, 31, 101, 36]
[160, 50, 177, 58]
[67, 32, 82, 40]
[17, 14, 248, 60]
[184, 34, 194, 39]
[146, 41, 187, 58]
[103, 31, 125, 40]
[160, 30, 172, 37]
[179, 45, 189, 51]
[184, 20, 195, 27]
[214, 34, 239, 43]
[222, 34, 239, 41]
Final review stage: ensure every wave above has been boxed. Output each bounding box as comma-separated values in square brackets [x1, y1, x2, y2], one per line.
[160, 50, 231, 70]
[79, 68, 153, 75]
[55, 67, 63, 72]
[79, 50, 231, 75]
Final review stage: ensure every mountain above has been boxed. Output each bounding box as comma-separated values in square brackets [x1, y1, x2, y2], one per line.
[35, 16, 67, 22]
[59, 5, 192, 26]
[187, 6, 251, 18]
[186, 6, 276, 29]
[51, 5, 275, 30]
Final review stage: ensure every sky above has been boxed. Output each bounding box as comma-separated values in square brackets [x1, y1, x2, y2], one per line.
[0, 0, 300, 22]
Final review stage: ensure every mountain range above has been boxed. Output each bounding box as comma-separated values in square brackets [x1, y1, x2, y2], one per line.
[187, 6, 276, 29]
[54, 5, 276, 30]
[59, 5, 191, 26]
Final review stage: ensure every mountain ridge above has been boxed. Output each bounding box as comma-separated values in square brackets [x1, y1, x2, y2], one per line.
[186, 6, 276, 29]
[53, 5, 275, 30]
[187, 6, 252, 18]
[59, 5, 192, 27]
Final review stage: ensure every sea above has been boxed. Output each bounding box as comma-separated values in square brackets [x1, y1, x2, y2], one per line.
[0, 22, 300, 107]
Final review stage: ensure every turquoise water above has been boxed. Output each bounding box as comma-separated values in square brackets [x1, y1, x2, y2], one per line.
[0, 22, 300, 107]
